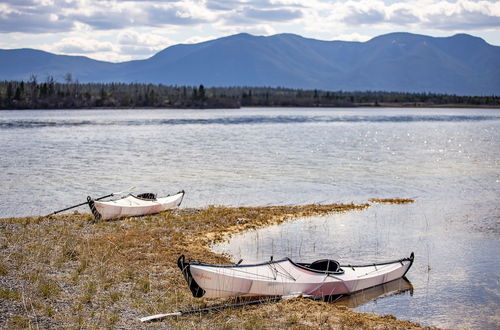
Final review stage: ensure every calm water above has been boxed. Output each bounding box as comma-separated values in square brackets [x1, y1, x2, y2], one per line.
[1, 108, 499, 328]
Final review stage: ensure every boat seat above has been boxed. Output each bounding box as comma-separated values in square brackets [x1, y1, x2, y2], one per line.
[309, 259, 341, 272]
[136, 193, 157, 200]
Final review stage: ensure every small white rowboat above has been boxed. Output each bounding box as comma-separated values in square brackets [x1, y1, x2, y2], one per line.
[177, 253, 414, 298]
[87, 190, 184, 220]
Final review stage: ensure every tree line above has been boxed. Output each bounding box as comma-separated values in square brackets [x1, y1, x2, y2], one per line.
[1, 78, 499, 110]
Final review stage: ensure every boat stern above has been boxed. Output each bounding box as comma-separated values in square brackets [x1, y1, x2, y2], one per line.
[87, 196, 102, 221]
[177, 255, 206, 298]
[176, 190, 185, 207]
[402, 252, 414, 278]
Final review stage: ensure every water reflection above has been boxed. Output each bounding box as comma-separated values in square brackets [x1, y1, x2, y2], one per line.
[329, 277, 413, 308]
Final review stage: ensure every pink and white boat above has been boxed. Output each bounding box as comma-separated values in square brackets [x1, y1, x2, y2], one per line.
[178, 253, 414, 298]
[87, 190, 184, 220]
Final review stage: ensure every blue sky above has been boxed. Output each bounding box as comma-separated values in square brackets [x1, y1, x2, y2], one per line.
[1, 0, 499, 62]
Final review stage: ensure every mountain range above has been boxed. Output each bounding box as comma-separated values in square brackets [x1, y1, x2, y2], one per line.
[1, 32, 499, 96]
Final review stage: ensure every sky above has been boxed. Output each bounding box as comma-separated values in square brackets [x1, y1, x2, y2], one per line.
[1, 0, 500, 62]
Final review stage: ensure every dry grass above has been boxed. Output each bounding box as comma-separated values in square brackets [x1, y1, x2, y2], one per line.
[369, 198, 415, 204]
[0, 202, 427, 329]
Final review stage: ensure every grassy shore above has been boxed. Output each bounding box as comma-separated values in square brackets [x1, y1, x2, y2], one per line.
[0, 199, 428, 329]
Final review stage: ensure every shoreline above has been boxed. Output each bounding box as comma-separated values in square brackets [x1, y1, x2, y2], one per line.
[1, 104, 500, 111]
[0, 200, 429, 329]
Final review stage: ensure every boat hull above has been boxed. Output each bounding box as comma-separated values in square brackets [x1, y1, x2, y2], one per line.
[178, 253, 414, 298]
[90, 191, 184, 220]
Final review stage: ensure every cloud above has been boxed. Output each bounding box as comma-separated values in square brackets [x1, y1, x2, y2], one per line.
[1, 0, 39, 6]
[208, 0, 286, 11]
[2, 0, 500, 35]
[421, 0, 500, 30]
[242, 7, 303, 22]
[336, 0, 500, 29]
[388, 7, 419, 25]
[206, 0, 235, 11]
[145, 3, 211, 26]
[46, 36, 129, 62]
[0, 2, 74, 33]
[51, 37, 115, 54]
[117, 30, 173, 56]
[2, 0, 500, 60]
[344, 7, 386, 25]
[43, 29, 175, 61]
[218, 2, 305, 26]
[0, 0, 213, 33]
[118, 30, 170, 46]
[0, 13, 73, 33]
[70, 12, 133, 30]
[426, 10, 500, 30]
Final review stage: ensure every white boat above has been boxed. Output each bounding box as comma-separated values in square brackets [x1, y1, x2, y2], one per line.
[87, 190, 184, 220]
[177, 253, 414, 298]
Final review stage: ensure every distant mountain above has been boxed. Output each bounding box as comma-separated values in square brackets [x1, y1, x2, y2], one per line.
[1, 32, 499, 95]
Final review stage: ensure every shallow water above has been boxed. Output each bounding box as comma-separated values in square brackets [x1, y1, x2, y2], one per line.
[214, 202, 499, 329]
[0, 107, 499, 328]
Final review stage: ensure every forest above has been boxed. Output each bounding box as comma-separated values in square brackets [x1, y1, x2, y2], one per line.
[1, 77, 499, 110]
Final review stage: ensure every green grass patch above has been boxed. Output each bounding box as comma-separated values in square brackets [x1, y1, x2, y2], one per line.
[8, 315, 31, 328]
[37, 278, 61, 299]
[134, 276, 151, 293]
[0, 263, 8, 276]
[0, 288, 20, 300]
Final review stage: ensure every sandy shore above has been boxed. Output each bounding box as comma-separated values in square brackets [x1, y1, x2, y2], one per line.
[0, 200, 430, 329]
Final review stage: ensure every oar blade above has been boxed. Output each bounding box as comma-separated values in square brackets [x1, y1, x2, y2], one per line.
[140, 312, 182, 322]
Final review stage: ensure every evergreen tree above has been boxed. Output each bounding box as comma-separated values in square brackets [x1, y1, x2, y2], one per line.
[14, 86, 22, 101]
[6, 83, 13, 102]
[198, 84, 206, 100]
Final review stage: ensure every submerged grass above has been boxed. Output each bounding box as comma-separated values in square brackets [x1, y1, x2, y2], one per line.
[0, 202, 427, 329]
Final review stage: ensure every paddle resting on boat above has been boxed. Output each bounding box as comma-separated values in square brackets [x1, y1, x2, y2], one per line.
[177, 253, 414, 298]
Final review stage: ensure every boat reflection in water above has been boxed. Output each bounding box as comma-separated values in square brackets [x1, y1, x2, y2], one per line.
[324, 277, 413, 308]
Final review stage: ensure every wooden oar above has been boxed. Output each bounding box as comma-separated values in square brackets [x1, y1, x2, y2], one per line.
[48, 186, 135, 216]
[140, 293, 309, 322]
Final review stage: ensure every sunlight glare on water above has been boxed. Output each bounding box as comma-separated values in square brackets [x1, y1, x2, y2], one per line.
[0, 107, 499, 328]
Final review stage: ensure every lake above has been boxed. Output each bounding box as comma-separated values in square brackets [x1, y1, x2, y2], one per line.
[0, 107, 499, 328]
